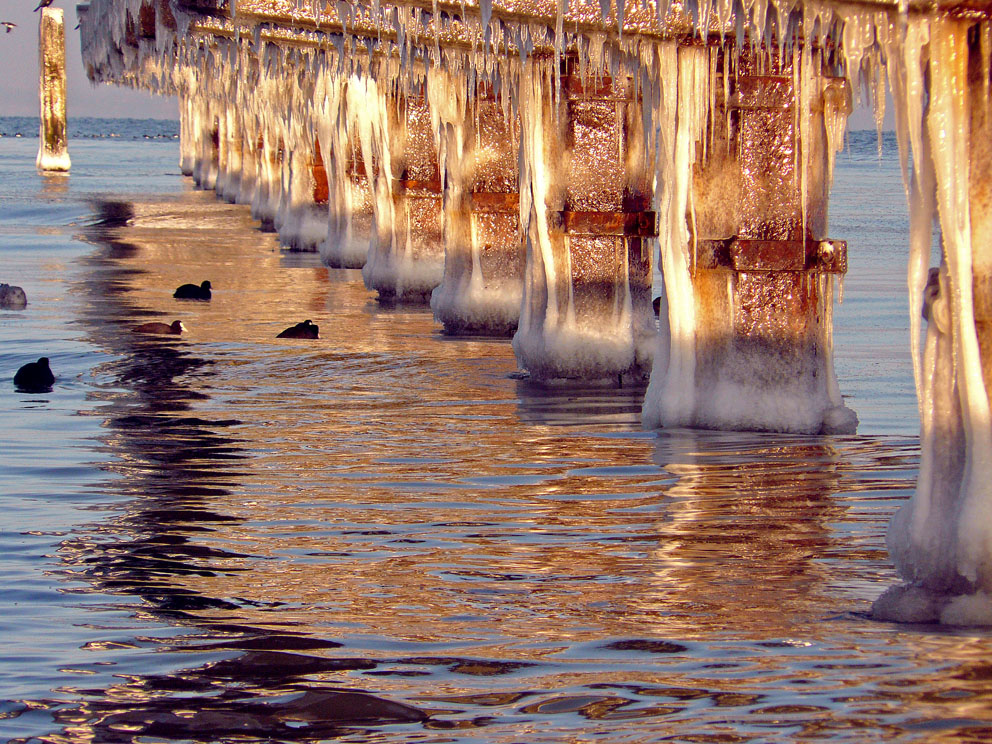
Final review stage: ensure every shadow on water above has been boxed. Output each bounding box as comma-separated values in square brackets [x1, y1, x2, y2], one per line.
[40, 199, 429, 742]
[514, 377, 648, 427]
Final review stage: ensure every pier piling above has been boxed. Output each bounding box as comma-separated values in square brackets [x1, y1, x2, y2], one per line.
[429, 74, 524, 336]
[37, 7, 70, 172]
[362, 83, 445, 303]
[513, 57, 657, 381]
[648, 46, 856, 434]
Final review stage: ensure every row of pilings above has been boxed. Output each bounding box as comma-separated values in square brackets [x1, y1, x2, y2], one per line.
[78, 1, 990, 442]
[77, 0, 992, 622]
[160, 27, 860, 435]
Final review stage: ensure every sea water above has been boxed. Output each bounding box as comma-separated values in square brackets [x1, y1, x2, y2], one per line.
[1, 119, 989, 742]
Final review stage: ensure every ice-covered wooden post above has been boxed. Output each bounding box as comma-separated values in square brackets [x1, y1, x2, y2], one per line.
[647, 43, 855, 434]
[873, 18, 992, 625]
[37, 7, 70, 172]
[363, 84, 445, 303]
[428, 72, 524, 336]
[514, 56, 656, 380]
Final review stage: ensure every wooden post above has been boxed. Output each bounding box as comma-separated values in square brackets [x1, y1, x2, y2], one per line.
[362, 88, 445, 303]
[513, 56, 656, 381]
[37, 7, 70, 172]
[429, 73, 524, 336]
[661, 44, 856, 434]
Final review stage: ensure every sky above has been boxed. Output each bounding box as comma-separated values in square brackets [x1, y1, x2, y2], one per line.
[0, 0, 178, 119]
[0, 0, 889, 127]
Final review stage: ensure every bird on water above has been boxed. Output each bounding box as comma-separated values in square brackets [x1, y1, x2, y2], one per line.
[277, 319, 319, 339]
[14, 357, 54, 392]
[33, 0, 54, 11]
[173, 280, 211, 300]
[134, 320, 185, 335]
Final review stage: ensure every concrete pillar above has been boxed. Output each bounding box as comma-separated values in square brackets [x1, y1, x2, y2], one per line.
[658, 45, 855, 434]
[363, 89, 445, 303]
[429, 76, 525, 337]
[37, 7, 70, 172]
[514, 57, 656, 381]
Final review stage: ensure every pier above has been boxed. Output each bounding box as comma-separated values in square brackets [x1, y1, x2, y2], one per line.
[76, 0, 992, 622]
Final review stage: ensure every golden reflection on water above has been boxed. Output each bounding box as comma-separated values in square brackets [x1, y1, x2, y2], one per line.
[44, 190, 992, 742]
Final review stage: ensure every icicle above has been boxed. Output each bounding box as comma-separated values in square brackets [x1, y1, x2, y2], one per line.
[982, 22, 991, 98]
[723, 43, 731, 153]
[798, 35, 812, 244]
[480, 0, 493, 41]
[928, 17, 992, 588]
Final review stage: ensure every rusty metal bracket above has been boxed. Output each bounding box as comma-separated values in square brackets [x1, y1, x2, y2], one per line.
[695, 237, 847, 273]
[469, 192, 519, 212]
[554, 211, 657, 238]
[392, 179, 442, 195]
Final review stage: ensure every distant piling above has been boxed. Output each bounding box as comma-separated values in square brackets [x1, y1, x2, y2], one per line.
[37, 7, 70, 172]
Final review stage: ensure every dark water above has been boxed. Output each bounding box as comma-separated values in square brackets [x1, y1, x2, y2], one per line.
[2, 122, 990, 743]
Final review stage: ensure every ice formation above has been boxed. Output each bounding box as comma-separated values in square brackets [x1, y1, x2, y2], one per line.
[37, 7, 71, 172]
[314, 75, 374, 268]
[427, 67, 525, 336]
[872, 16, 992, 625]
[513, 55, 656, 379]
[77, 0, 992, 618]
[358, 71, 446, 303]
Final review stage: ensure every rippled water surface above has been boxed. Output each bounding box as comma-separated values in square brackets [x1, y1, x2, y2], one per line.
[2, 128, 991, 743]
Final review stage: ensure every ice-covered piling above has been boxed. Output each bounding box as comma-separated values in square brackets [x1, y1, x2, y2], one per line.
[362, 82, 445, 303]
[429, 72, 524, 336]
[874, 18, 992, 625]
[643, 43, 856, 434]
[514, 56, 656, 381]
[37, 7, 70, 172]
[275, 139, 329, 252]
[315, 74, 376, 269]
[216, 107, 244, 202]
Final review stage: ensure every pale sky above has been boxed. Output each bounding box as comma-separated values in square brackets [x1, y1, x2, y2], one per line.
[0, 0, 888, 127]
[0, 0, 178, 119]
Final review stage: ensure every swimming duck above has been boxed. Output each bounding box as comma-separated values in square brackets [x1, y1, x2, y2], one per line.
[134, 320, 185, 335]
[174, 280, 211, 300]
[14, 357, 54, 392]
[277, 319, 319, 339]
